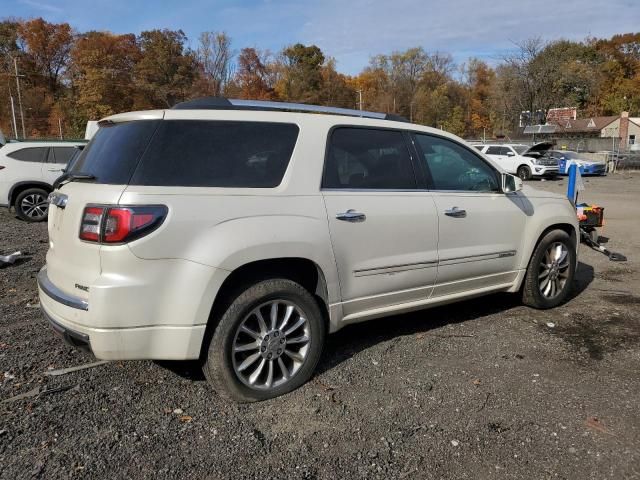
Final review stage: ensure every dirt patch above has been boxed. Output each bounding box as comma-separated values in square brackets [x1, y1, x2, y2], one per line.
[551, 312, 640, 360]
[597, 267, 635, 283]
[601, 293, 640, 305]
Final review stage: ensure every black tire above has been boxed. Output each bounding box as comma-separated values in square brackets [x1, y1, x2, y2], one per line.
[517, 165, 532, 181]
[522, 230, 576, 309]
[15, 188, 50, 222]
[203, 278, 326, 402]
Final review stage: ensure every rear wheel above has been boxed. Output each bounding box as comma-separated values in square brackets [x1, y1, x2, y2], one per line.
[522, 230, 576, 308]
[517, 165, 532, 181]
[15, 188, 49, 222]
[203, 278, 325, 402]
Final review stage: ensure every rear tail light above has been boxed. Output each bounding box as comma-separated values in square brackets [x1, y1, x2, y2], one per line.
[79, 205, 167, 244]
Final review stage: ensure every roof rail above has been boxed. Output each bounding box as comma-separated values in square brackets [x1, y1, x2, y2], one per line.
[171, 97, 408, 122]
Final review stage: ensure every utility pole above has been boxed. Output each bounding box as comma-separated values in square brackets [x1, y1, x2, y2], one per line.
[9, 95, 18, 138]
[14, 57, 26, 139]
[357, 89, 363, 110]
[58, 118, 63, 140]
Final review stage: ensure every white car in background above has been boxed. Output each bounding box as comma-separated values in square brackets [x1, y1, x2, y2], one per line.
[0, 141, 86, 221]
[474, 143, 558, 180]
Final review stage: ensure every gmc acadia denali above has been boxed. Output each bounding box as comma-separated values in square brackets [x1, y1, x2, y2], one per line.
[38, 98, 579, 401]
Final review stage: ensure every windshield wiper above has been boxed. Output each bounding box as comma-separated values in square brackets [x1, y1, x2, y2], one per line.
[54, 172, 96, 189]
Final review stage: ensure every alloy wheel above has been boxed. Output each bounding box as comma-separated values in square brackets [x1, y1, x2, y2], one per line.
[231, 300, 311, 390]
[538, 242, 570, 298]
[21, 193, 48, 219]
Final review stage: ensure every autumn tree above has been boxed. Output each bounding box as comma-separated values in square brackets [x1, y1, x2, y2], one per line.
[235, 47, 275, 99]
[319, 58, 355, 108]
[465, 59, 495, 137]
[593, 33, 640, 115]
[197, 31, 233, 96]
[69, 31, 140, 122]
[135, 29, 196, 108]
[18, 18, 72, 94]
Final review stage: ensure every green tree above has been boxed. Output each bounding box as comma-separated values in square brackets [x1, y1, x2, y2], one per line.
[135, 29, 197, 108]
[277, 43, 325, 103]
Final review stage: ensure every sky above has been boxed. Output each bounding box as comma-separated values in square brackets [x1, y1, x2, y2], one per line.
[8, 0, 640, 74]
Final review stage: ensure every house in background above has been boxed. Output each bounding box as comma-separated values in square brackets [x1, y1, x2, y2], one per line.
[523, 111, 640, 152]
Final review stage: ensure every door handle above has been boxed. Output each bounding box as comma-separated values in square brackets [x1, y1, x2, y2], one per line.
[444, 207, 466, 218]
[336, 209, 366, 222]
[48, 168, 63, 172]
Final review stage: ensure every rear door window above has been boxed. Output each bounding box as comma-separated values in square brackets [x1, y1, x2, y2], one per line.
[322, 127, 417, 189]
[70, 121, 160, 184]
[7, 147, 48, 163]
[49, 147, 78, 164]
[131, 121, 299, 187]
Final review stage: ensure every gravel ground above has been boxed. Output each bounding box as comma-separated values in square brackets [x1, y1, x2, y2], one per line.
[1, 174, 639, 479]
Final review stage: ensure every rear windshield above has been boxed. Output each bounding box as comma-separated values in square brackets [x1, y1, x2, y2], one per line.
[70, 120, 160, 184]
[71, 120, 299, 188]
[131, 120, 299, 187]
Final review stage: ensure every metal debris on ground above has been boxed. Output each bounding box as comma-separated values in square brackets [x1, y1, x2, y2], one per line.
[0, 251, 22, 265]
[1, 387, 41, 404]
[44, 360, 110, 376]
[1, 384, 77, 404]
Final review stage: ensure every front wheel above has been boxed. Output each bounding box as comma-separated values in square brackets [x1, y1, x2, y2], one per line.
[15, 188, 49, 222]
[522, 230, 576, 309]
[203, 279, 326, 402]
[517, 165, 532, 181]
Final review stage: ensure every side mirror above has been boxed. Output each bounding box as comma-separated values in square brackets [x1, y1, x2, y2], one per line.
[502, 173, 522, 193]
[506, 151, 515, 156]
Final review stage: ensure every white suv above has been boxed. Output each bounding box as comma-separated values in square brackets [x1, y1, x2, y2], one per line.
[38, 99, 578, 402]
[0, 141, 86, 221]
[474, 143, 558, 180]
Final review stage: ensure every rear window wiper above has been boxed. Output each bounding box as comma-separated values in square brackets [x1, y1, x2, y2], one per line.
[54, 172, 96, 189]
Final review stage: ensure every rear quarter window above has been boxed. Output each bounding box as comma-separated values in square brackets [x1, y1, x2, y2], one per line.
[130, 121, 299, 188]
[7, 147, 48, 163]
[49, 147, 80, 164]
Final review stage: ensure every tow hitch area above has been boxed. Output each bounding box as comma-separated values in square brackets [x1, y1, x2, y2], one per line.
[567, 164, 627, 262]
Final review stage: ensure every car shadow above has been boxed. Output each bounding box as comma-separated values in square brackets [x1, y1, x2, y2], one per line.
[157, 261, 593, 383]
[316, 260, 594, 376]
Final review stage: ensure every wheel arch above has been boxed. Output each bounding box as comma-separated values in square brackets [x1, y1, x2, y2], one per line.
[199, 257, 330, 360]
[9, 181, 53, 207]
[515, 221, 578, 291]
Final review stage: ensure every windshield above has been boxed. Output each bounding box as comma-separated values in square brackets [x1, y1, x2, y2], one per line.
[557, 151, 579, 159]
[512, 145, 528, 155]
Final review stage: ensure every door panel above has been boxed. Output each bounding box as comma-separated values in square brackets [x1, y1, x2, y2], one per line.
[411, 133, 525, 296]
[431, 192, 525, 295]
[323, 192, 439, 315]
[321, 126, 438, 317]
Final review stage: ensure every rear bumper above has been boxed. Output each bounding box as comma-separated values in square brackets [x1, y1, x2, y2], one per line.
[37, 265, 219, 360]
[43, 307, 92, 353]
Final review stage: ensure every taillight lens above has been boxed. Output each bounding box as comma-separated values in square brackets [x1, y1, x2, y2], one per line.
[79, 205, 167, 244]
[79, 207, 104, 242]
